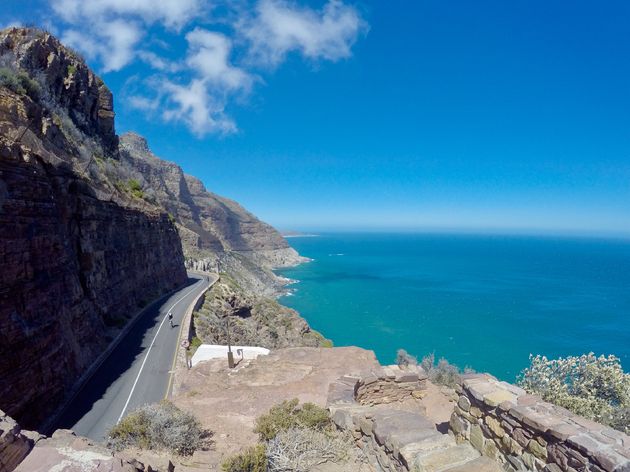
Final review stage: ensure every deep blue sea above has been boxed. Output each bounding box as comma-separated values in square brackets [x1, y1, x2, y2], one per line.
[277, 233, 630, 381]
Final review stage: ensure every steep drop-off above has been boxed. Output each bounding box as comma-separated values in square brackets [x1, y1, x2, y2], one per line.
[0, 28, 187, 429]
[119, 132, 308, 296]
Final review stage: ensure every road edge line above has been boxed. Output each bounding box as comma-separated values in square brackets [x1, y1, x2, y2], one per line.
[164, 271, 217, 399]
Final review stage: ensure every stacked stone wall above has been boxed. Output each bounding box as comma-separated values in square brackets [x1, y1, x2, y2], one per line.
[327, 366, 501, 471]
[356, 365, 428, 406]
[449, 374, 630, 472]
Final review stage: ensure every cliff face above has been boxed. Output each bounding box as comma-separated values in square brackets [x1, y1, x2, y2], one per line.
[119, 132, 307, 296]
[193, 276, 329, 349]
[0, 28, 187, 429]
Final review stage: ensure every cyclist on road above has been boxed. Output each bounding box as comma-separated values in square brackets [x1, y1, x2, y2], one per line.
[168, 312, 174, 328]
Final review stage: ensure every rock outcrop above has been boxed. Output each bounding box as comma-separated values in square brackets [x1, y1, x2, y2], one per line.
[0, 27, 187, 429]
[192, 276, 330, 349]
[0, 409, 148, 472]
[0, 410, 40, 472]
[119, 132, 307, 296]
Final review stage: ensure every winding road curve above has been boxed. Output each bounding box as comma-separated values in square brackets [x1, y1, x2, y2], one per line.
[53, 271, 218, 441]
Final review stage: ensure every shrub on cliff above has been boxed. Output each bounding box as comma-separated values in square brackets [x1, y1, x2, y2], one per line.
[396, 349, 418, 366]
[0, 66, 41, 100]
[518, 353, 630, 433]
[107, 401, 209, 455]
[421, 353, 465, 388]
[254, 398, 330, 441]
[267, 427, 352, 472]
[223, 400, 351, 472]
[221, 444, 268, 472]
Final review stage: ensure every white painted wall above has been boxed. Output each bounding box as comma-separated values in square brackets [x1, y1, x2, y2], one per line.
[191, 344, 270, 366]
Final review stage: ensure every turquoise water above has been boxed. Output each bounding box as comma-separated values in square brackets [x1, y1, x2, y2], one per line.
[277, 233, 630, 381]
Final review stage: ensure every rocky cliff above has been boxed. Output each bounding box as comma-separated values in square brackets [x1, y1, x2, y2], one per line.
[0, 27, 188, 429]
[118, 132, 307, 296]
[192, 276, 329, 349]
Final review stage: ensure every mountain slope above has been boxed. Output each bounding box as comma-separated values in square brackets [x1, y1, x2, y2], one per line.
[119, 132, 307, 296]
[0, 26, 308, 429]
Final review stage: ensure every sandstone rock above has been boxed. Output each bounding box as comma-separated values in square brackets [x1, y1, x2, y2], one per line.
[14, 429, 144, 472]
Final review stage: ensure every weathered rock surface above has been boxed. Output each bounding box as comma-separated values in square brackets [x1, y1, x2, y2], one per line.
[0, 28, 187, 429]
[171, 347, 380, 468]
[119, 132, 307, 296]
[14, 429, 147, 472]
[192, 276, 330, 349]
[450, 373, 630, 472]
[326, 367, 503, 472]
[0, 410, 40, 472]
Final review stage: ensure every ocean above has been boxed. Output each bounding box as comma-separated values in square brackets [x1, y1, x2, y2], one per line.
[277, 233, 630, 381]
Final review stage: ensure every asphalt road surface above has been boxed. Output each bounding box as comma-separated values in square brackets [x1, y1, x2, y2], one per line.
[53, 272, 217, 441]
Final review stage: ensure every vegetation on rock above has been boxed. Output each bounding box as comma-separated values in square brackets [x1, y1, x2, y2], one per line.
[254, 399, 330, 441]
[396, 348, 418, 367]
[267, 427, 352, 472]
[193, 276, 331, 350]
[107, 401, 209, 456]
[221, 444, 268, 472]
[0, 66, 40, 100]
[223, 399, 352, 472]
[518, 353, 630, 434]
[419, 352, 474, 388]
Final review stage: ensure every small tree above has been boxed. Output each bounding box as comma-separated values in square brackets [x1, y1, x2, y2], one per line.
[518, 353, 630, 433]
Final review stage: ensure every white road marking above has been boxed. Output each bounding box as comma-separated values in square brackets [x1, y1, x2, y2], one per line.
[116, 280, 204, 423]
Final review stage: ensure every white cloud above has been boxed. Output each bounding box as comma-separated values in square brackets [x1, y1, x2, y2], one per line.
[61, 20, 142, 72]
[131, 29, 251, 136]
[138, 51, 183, 72]
[50, 0, 202, 71]
[49, 0, 367, 136]
[185, 28, 253, 91]
[51, 0, 203, 30]
[162, 79, 237, 136]
[240, 0, 367, 67]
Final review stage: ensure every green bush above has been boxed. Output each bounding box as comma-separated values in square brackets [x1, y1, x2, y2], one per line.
[254, 399, 331, 441]
[0, 66, 41, 100]
[518, 353, 630, 433]
[127, 179, 144, 199]
[421, 353, 462, 388]
[221, 444, 267, 472]
[107, 401, 208, 455]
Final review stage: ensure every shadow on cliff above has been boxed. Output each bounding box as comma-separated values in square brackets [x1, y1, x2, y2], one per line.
[50, 276, 199, 437]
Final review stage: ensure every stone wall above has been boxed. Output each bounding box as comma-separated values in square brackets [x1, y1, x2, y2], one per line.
[449, 374, 630, 472]
[355, 365, 428, 406]
[327, 366, 502, 472]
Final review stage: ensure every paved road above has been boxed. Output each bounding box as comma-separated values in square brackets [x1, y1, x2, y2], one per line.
[53, 272, 218, 441]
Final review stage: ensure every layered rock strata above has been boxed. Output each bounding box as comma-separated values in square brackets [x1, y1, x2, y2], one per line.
[119, 132, 307, 296]
[449, 374, 630, 472]
[0, 27, 187, 429]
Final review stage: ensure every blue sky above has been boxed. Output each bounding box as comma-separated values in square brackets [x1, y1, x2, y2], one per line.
[3, 1, 630, 235]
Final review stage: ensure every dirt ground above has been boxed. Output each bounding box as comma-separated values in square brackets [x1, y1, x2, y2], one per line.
[131, 347, 457, 471]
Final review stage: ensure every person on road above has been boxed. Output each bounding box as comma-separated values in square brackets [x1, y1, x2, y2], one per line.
[168, 312, 173, 328]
